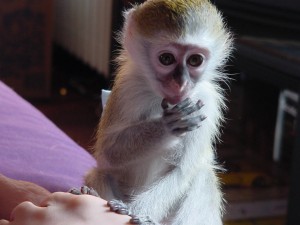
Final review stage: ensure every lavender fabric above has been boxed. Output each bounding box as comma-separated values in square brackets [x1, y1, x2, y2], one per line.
[0, 81, 96, 192]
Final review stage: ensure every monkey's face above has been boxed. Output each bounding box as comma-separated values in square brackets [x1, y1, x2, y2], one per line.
[148, 42, 210, 104]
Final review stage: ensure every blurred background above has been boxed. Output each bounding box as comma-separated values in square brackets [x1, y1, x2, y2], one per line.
[0, 0, 299, 224]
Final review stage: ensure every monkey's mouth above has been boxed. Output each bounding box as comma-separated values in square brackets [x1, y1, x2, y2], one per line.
[161, 84, 189, 104]
[165, 94, 187, 105]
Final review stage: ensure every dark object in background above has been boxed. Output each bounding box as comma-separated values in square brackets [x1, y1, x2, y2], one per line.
[0, 0, 53, 98]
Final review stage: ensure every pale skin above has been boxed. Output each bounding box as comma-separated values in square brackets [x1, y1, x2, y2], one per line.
[0, 174, 50, 220]
[0, 175, 130, 225]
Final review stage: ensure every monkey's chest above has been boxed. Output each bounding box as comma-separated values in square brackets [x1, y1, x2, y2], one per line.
[115, 155, 173, 197]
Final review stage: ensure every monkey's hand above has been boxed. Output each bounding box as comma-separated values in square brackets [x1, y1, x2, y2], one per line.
[108, 199, 158, 225]
[130, 215, 158, 225]
[162, 98, 206, 136]
[69, 186, 100, 197]
[107, 199, 131, 215]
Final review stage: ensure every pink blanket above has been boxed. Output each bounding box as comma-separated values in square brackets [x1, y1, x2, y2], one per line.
[0, 81, 96, 192]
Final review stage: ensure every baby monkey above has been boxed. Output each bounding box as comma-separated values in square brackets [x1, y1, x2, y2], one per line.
[72, 0, 232, 224]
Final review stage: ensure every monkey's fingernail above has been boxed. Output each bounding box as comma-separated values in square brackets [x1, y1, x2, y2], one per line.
[81, 186, 88, 194]
[110, 204, 121, 211]
[130, 217, 141, 224]
[69, 188, 81, 195]
[107, 200, 115, 207]
[117, 208, 130, 215]
[90, 189, 100, 197]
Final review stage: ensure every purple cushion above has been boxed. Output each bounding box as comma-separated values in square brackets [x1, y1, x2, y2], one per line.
[0, 81, 96, 192]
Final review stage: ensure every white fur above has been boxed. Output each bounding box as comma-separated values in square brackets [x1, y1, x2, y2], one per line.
[86, 1, 232, 224]
[86, 65, 225, 224]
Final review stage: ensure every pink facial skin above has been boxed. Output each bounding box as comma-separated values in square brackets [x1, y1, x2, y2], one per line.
[149, 42, 210, 104]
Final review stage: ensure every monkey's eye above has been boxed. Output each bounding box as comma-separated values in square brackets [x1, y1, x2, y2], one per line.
[159, 53, 176, 66]
[187, 54, 204, 67]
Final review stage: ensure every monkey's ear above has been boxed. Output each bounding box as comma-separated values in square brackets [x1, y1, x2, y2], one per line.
[122, 7, 141, 57]
[123, 7, 135, 21]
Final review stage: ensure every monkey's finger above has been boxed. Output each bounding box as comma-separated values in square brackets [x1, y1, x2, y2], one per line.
[172, 124, 201, 136]
[81, 186, 91, 194]
[172, 118, 206, 136]
[163, 98, 192, 116]
[82, 186, 100, 197]
[164, 106, 206, 124]
[163, 113, 182, 123]
[189, 114, 207, 124]
[69, 187, 82, 195]
[168, 115, 207, 130]
[107, 199, 130, 215]
[169, 120, 197, 131]
[180, 100, 205, 117]
[172, 98, 192, 111]
[168, 98, 203, 116]
[69, 186, 100, 197]
[130, 215, 157, 225]
[90, 189, 100, 197]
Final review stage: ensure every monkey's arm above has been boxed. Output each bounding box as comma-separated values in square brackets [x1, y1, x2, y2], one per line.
[97, 98, 205, 167]
[98, 118, 171, 166]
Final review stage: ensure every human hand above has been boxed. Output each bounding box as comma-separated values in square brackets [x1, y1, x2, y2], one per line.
[0, 192, 131, 225]
[0, 174, 50, 220]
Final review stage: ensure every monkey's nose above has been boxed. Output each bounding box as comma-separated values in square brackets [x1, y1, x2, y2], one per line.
[171, 79, 188, 94]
